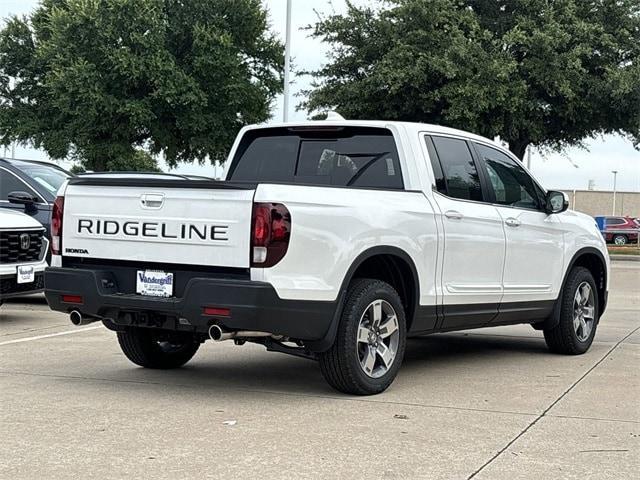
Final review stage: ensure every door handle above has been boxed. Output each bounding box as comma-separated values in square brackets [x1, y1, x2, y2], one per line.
[505, 217, 521, 227]
[444, 210, 463, 220]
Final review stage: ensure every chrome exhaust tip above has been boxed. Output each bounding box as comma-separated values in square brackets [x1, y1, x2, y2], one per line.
[209, 324, 230, 341]
[69, 310, 97, 326]
[208, 325, 275, 342]
[70, 310, 83, 326]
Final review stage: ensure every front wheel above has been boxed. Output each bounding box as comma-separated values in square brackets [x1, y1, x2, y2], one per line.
[544, 267, 598, 355]
[117, 328, 200, 369]
[613, 234, 628, 246]
[319, 278, 407, 395]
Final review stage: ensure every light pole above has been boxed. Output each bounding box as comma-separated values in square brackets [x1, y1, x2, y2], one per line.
[282, 0, 292, 122]
[611, 170, 618, 215]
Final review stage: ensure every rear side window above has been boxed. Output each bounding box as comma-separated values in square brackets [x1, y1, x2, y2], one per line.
[606, 218, 626, 226]
[430, 136, 483, 201]
[229, 127, 403, 190]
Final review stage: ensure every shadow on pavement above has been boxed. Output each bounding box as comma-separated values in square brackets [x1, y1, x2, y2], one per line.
[405, 332, 549, 362]
[83, 332, 552, 397]
[3, 294, 48, 306]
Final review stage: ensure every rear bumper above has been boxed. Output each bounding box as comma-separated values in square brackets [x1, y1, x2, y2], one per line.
[44, 267, 336, 341]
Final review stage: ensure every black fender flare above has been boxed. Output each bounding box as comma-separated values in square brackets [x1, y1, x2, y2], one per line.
[539, 246, 608, 330]
[306, 246, 420, 352]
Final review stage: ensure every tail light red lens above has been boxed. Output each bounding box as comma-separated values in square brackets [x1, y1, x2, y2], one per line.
[251, 202, 291, 268]
[51, 196, 64, 255]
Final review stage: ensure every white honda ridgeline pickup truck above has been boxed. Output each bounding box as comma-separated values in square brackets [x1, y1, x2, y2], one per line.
[44, 120, 609, 395]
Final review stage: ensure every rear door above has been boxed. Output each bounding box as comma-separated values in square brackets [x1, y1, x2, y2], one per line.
[471, 142, 565, 318]
[425, 135, 505, 329]
[62, 178, 255, 268]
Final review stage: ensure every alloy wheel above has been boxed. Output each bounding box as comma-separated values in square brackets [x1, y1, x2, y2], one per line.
[573, 281, 595, 342]
[613, 235, 627, 246]
[356, 299, 400, 378]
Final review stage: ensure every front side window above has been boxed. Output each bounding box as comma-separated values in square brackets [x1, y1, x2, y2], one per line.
[229, 127, 403, 190]
[0, 169, 30, 200]
[430, 136, 483, 201]
[475, 144, 542, 210]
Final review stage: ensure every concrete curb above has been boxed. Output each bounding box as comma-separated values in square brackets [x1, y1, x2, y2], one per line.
[610, 254, 640, 262]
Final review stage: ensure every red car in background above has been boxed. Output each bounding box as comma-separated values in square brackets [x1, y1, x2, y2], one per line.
[602, 216, 639, 245]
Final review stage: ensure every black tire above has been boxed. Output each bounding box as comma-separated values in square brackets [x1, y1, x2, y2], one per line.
[117, 328, 200, 369]
[612, 234, 628, 246]
[319, 278, 407, 395]
[544, 267, 598, 355]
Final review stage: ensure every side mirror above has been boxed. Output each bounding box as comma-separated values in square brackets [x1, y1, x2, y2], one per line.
[7, 191, 39, 208]
[545, 190, 569, 214]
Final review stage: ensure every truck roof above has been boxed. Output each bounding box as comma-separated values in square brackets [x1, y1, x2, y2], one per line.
[243, 119, 506, 152]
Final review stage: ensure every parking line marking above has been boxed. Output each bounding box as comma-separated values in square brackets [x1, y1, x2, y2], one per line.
[0, 326, 102, 346]
[467, 324, 640, 479]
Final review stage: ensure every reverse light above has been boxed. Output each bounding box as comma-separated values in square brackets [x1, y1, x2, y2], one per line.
[251, 202, 291, 268]
[51, 196, 64, 255]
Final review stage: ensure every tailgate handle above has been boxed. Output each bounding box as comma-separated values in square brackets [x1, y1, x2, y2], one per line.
[140, 193, 165, 209]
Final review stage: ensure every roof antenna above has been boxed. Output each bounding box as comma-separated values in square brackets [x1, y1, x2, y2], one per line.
[326, 111, 345, 121]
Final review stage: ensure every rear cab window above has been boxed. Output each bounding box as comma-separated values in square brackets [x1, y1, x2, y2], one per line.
[228, 126, 404, 190]
[425, 135, 483, 202]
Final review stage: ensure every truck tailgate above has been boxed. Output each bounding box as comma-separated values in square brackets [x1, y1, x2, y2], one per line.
[61, 178, 255, 268]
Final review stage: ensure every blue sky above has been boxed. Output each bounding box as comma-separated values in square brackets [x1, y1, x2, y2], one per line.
[1, 0, 638, 191]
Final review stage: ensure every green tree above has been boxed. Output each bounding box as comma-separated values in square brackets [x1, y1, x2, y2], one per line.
[70, 149, 160, 173]
[302, 0, 640, 159]
[0, 0, 283, 171]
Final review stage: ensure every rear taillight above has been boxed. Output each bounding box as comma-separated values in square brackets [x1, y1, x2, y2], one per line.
[251, 202, 291, 268]
[51, 196, 64, 255]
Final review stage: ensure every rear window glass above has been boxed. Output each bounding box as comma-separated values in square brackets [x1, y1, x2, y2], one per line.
[228, 127, 403, 190]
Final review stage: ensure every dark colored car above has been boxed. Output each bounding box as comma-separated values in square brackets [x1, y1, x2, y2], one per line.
[598, 216, 639, 245]
[0, 158, 72, 242]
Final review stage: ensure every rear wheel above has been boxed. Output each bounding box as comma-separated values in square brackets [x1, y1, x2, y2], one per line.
[117, 328, 200, 369]
[544, 267, 598, 355]
[319, 278, 406, 395]
[613, 234, 628, 246]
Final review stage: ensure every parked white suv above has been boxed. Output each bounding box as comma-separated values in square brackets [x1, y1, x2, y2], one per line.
[0, 209, 48, 303]
[44, 121, 609, 394]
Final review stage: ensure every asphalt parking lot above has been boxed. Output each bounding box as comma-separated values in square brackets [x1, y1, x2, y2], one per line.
[1, 262, 638, 480]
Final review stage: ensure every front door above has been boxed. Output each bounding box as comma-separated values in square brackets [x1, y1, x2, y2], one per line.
[472, 142, 565, 323]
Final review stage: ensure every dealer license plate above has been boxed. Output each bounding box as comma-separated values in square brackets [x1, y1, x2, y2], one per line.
[136, 270, 174, 297]
[17, 265, 35, 284]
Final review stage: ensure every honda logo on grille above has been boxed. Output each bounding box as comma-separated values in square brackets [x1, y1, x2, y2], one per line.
[19, 233, 31, 250]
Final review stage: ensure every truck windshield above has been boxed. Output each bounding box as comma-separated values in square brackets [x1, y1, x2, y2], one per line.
[228, 126, 403, 190]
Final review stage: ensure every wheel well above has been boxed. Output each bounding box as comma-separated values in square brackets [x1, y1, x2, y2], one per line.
[572, 253, 607, 315]
[351, 254, 417, 330]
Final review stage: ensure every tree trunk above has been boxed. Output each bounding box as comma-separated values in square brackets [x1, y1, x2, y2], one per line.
[508, 139, 529, 161]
